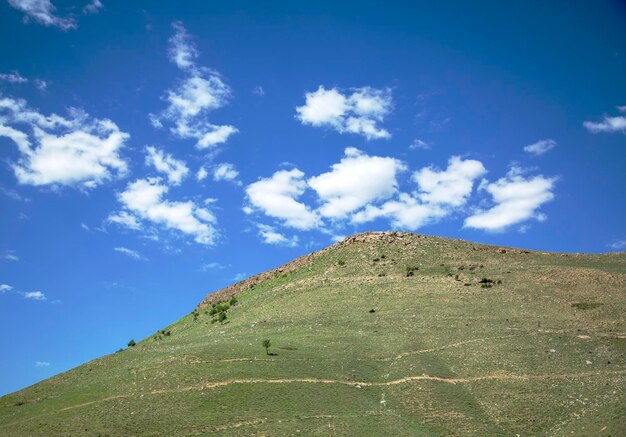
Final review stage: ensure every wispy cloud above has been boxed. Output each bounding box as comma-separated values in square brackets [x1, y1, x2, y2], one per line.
[150, 22, 238, 149]
[23, 291, 46, 300]
[3, 251, 19, 261]
[7, 0, 76, 30]
[409, 139, 431, 150]
[0, 284, 13, 293]
[114, 247, 146, 261]
[233, 272, 247, 281]
[524, 139, 556, 156]
[212, 163, 240, 184]
[200, 262, 226, 271]
[608, 239, 626, 250]
[35, 361, 50, 367]
[83, 0, 103, 15]
[257, 223, 298, 247]
[145, 146, 189, 185]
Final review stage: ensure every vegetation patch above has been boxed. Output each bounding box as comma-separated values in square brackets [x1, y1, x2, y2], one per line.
[571, 302, 603, 310]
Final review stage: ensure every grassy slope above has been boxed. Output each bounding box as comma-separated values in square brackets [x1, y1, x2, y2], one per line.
[1, 232, 625, 436]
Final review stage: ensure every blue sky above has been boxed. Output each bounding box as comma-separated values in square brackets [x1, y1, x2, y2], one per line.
[0, 0, 625, 395]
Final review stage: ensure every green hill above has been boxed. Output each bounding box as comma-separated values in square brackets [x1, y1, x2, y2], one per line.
[1, 232, 625, 436]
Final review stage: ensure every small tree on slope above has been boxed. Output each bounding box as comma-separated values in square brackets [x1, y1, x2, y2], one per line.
[262, 339, 271, 355]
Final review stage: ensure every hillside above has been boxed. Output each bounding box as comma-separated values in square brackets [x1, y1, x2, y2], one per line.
[1, 232, 625, 436]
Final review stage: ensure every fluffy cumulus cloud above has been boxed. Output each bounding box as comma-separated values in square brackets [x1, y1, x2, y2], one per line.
[308, 147, 405, 218]
[151, 22, 237, 149]
[524, 139, 557, 155]
[110, 178, 217, 245]
[145, 146, 189, 185]
[352, 193, 445, 230]
[245, 168, 319, 230]
[296, 86, 392, 140]
[413, 156, 486, 207]
[246, 150, 555, 244]
[0, 284, 13, 293]
[0, 96, 129, 188]
[353, 156, 485, 230]
[256, 223, 298, 247]
[7, 0, 77, 30]
[464, 168, 556, 232]
[583, 106, 626, 134]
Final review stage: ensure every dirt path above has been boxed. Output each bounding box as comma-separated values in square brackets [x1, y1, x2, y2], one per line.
[3, 368, 624, 430]
[65, 369, 626, 409]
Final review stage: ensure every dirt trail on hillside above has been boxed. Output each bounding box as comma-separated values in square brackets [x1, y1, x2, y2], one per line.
[3, 369, 624, 430]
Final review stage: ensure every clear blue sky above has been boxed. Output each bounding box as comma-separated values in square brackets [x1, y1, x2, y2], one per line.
[0, 0, 624, 396]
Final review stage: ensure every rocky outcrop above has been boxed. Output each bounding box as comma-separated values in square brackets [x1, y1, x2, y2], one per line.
[196, 232, 420, 308]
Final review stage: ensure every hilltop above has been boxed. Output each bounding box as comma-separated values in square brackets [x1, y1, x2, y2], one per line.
[1, 232, 625, 436]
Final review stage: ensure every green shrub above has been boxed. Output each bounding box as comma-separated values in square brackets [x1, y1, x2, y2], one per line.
[405, 265, 419, 277]
[337, 260, 346, 266]
[218, 312, 227, 323]
[229, 296, 238, 306]
[127, 339, 136, 347]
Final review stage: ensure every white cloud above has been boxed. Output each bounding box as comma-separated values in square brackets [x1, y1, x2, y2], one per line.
[108, 211, 141, 230]
[111, 178, 217, 245]
[608, 239, 626, 250]
[464, 168, 556, 232]
[308, 147, 405, 218]
[0, 72, 28, 84]
[7, 0, 76, 30]
[0, 72, 47, 90]
[257, 223, 298, 247]
[196, 166, 208, 181]
[413, 156, 486, 207]
[352, 193, 445, 230]
[145, 146, 189, 185]
[114, 247, 146, 260]
[233, 272, 247, 281]
[24, 291, 46, 300]
[151, 22, 237, 149]
[35, 361, 50, 367]
[168, 21, 198, 70]
[3, 251, 19, 261]
[524, 139, 557, 155]
[200, 262, 225, 271]
[0, 96, 129, 188]
[212, 162, 239, 183]
[410, 139, 431, 150]
[0, 284, 13, 293]
[352, 156, 484, 230]
[83, 0, 103, 14]
[245, 168, 319, 230]
[583, 106, 626, 134]
[296, 86, 392, 140]
[252, 86, 265, 96]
